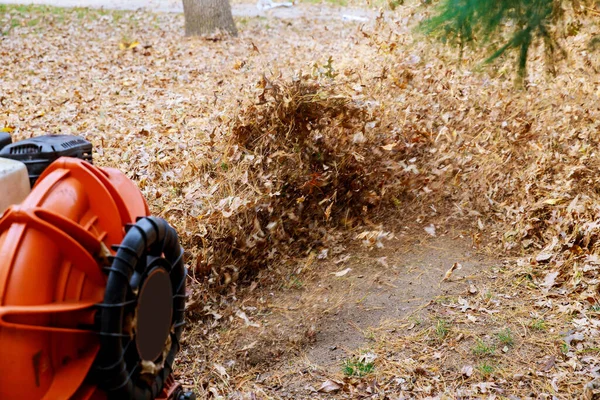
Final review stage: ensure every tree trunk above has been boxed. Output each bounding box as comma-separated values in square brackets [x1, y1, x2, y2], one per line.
[182, 0, 238, 37]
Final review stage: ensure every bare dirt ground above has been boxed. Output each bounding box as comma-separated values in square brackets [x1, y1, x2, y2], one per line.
[178, 223, 507, 398]
[180, 222, 584, 398]
[295, 229, 489, 369]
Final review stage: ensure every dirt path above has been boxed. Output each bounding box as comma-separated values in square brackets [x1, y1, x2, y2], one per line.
[181, 227, 499, 398]
[0, 0, 375, 21]
[181, 223, 579, 398]
[303, 232, 489, 369]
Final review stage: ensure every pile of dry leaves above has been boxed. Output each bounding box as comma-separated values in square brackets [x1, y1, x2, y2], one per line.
[190, 75, 427, 286]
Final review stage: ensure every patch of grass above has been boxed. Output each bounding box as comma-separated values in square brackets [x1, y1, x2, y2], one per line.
[434, 319, 449, 340]
[0, 4, 128, 36]
[2, 18, 19, 35]
[1, 4, 67, 20]
[27, 18, 41, 27]
[343, 359, 375, 377]
[434, 295, 454, 304]
[364, 329, 376, 341]
[236, 16, 251, 25]
[315, 56, 338, 79]
[300, 0, 349, 6]
[235, 16, 267, 26]
[0, 4, 36, 13]
[530, 318, 547, 332]
[387, 0, 404, 10]
[496, 328, 514, 347]
[477, 362, 495, 376]
[577, 347, 600, 354]
[472, 338, 495, 356]
[287, 276, 303, 289]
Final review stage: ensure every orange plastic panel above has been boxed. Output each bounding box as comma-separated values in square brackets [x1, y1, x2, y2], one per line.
[0, 158, 149, 400]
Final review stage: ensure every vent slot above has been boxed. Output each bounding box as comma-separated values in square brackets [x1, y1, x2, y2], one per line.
[61, 139, 86, 149]
[9, 144, 40, 155]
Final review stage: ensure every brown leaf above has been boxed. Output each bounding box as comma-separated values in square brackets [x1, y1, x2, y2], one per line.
[442, 262, 461, 282]
[461, 365, 473, 377]
[317, 379, 342, 393]
[539, 356, 555, 372]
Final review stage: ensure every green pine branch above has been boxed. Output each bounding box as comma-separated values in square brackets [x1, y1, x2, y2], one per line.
[421, 0, 592, 79]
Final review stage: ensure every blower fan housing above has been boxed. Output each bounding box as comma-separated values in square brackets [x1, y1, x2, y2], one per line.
[0, 135, 193, 400]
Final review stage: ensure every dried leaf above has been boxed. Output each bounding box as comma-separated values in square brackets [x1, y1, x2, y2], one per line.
[236, 310, 260, 328]
[317, 248, 329, 260]
[539, 356, 555, 372]
[543, 198, 561, 205]
[213, 363, 229, 378]
[442, 262, 461, 282]
[317, 379, 342, 393]
[461, 365, 473, 377]
[541, 271, 559, 290]
[536, 252, 553, 263]
[332, 268, 351, 277]
[424, 224, 436, 237]
[335, 255, 351, 264]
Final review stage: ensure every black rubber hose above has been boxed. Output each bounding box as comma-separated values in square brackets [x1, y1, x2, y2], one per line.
[95, 217, 186, 400]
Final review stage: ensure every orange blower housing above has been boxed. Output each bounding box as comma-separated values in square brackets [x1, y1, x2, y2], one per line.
[0, 157, 189, 400]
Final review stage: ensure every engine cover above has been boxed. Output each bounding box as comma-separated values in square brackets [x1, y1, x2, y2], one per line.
[0, 135, 93, 186]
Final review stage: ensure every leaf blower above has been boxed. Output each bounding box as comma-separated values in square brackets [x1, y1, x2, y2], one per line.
[0, 133, 195, 400]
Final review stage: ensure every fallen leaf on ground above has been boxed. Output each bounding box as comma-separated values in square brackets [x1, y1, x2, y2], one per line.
[359, 352, 377, 363]
[442, 262, 461, 282]
[332, 268, 351, 277]
[461, 365, 473, 377]
[584, 378, 600, 399]
[539, 356, 555, 372]
[335, 254, 351, 264]
[424, 224, 436, 236]
[317, 379, 342, 393]
[541, 270, 559, 290]
[376, 256, 388, 267]
[213, 363, 229, 378]
[236, 310, 260, 328]
[536, 252, 553, 263]
[317, 248, 329, 259]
